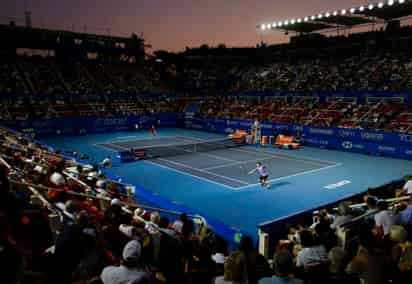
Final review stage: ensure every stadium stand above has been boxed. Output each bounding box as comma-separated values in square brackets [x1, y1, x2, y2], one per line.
[3, 3, 412, 283]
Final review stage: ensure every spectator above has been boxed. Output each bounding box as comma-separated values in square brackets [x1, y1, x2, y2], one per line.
[101, 240, 151, 284]
[374, 200, 396, 236]
[296, 230, 328, 269]
[215, 251, 248, 284]
[258, 249, 303, 284]
[397, 195, 412, 226]
[330, 202, 352, 230]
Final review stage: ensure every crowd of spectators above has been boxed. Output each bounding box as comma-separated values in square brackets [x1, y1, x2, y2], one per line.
[1, 126, 412, 284]
[222, 50, 412, 93]
[0, 57, 168, 95]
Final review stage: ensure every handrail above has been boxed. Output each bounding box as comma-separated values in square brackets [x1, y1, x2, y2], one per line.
[8, 179, 200, 219]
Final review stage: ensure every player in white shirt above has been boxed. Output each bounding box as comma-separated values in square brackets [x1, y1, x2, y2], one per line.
[248, 162, 270, 188]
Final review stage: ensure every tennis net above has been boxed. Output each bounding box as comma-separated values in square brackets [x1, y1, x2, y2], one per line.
[132, 137, 245, 160]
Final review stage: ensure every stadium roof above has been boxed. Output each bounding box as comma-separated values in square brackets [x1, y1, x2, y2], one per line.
[258, 0, 412, 33]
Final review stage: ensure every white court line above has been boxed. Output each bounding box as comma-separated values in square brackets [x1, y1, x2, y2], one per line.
[196, 152, 238, 163]
[145, 160, 239, 190]
[202, 156, 275, 171]
[156, 158, 250, 185]
[109, 136, 193, 144]
[235, 163, 342, 190]
[114, 136, 139, 140]
[228, 147, 335, 167]
[94, 143, 130, 152]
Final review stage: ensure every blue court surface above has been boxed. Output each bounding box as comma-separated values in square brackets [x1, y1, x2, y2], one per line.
[41, 128, 412, 238]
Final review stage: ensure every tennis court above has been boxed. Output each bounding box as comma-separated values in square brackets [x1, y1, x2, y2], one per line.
[42, 129, 412, 238]
[96, 136, 338, 189]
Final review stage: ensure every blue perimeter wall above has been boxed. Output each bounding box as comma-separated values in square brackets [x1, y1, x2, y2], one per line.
[190, 116, 412, 160]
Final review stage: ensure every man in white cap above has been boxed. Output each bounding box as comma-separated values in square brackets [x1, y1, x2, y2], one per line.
[101, 240, 151, 284]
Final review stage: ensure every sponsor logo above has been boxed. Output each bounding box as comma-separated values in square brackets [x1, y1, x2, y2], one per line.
[305, 138, 329, 145]
[342, 141, 365, 150]
[342, 141, 353, 149]
[339, 130, 356, 137]
[361, 132, 384, 141]
[309, 128, 334, 136]
[190, 124, 203, 129]
[95, 117, 128, 127]
[324, 180, 351, 190]
[378, 146, 396, 152]
[399, 134, 412, 143]
[261, 124, 273, 129]
[294, 125, 304, 132]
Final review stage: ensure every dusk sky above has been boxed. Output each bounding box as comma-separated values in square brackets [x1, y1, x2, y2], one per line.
[2, 0, 370, 52]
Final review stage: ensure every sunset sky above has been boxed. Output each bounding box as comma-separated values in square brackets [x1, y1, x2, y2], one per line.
[2, 0, 372, 51]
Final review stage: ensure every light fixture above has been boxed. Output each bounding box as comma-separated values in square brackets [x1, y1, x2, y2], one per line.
[350, 8, 356, 13]
[333, 11, 338, 16]
[260, 24, 266, 30]
[325, 12, 331, 17]
[272, 22, 277, 28]
[399, 0, 405, 3]
[284, 20, 289, 26]
[297, 18, 302, 23]
[388, 0, 394, 6]
[368, 4, 374, 10]
[341, 9, 347, 15]
[317, 14, 323, 19]
[304, 16, 309, 22]
[278, 22, 283, 27]
[378, 2, 384, 8]
[359, 6, 365, 12]
[311, 15, 316, 20]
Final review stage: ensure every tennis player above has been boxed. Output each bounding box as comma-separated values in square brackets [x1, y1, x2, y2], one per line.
[248, 162, 270, 188]
[149, 124, 157, 136]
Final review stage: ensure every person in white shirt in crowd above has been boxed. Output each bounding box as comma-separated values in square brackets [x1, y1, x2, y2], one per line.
[100, 156, 112, 168]
[330, 202, 352, 230]
[49, 164, 66, 186]
[296, 230, 328, 269]
[398, 176, 412, 196]
[374, 200, 396, 236]
[101, 240, 151, 284]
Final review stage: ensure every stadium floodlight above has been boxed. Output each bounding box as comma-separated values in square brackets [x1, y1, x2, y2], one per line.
[388, 0, 394, 5]
[284, 20, 289, 26]
[378, 2, 384, 7]
[333, 11, 338, 16]
[341, 9, 347, 15]
[278, 22, 283, 27]
[311, 15, 316, 20]
[399, 0, 405, 3]
[291, 19, 296, 24]
[297, 18, 302, 23]
[272, 22, 277, 28]
[325, 12, 331, 17]
[350, 8, 356, 13]
[304, 16, 309, 22]
[368, 4, 374, 10]
[260, 24, 266, 30]
[317, 13, 323, 19]
[359, 6, 365, 12]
